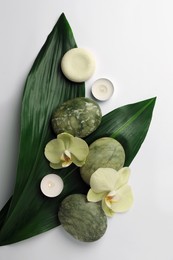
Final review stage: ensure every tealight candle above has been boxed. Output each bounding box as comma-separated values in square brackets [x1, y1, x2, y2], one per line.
[40, 174, 64, 198]
[91, 78, 114, 101]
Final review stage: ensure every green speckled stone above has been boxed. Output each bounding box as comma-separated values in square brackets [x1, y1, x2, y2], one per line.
[51, 97, 102, 138]
[80, 137, 125, 184]
[58, 194, 107, 242]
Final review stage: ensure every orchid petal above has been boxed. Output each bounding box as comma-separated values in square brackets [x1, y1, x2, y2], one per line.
[110, 185, 133, 213]
[105, 190, 117, 208]
[114, 167, 131, 190]
[61, 160, 72, 168]
[71, 155, 86, 167]
[70, 136, 89, 161]
[44, 139, 65, 164]
[49, 162, 63, 169]
[90, 168, 118, 193]
[102, 199, 115, 217]
[57, 133, 73, 149]
[87, 189, 106, 202]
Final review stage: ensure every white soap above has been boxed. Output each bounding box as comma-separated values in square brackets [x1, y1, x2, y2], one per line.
[40, 174, 64, 198]
[91, 78, 114, 101]
[61, 48, 96, 82]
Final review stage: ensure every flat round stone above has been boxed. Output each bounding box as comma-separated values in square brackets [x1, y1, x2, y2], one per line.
[80, 137, 125, 184]
[51, 97, 102, 138]
[61, 48, 96, 82]
[58, 194, 107, 242]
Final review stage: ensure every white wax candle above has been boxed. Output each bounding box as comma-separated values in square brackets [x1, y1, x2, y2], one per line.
[91, 78, 114, 101]
[40, 174, 64, 198]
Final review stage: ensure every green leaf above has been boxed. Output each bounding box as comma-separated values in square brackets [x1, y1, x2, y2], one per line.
[0, 96, 156, 245]
[0, 13, 86, 245]
[0, 198, 12, 231]
[86, 97, 156, 167]
[0, 13, 156, 246]
[7, 13, 85, 216]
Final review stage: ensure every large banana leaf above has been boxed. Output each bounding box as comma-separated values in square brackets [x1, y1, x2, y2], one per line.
[86, 97, 156, 167]
[0, 13, 156, 245]
[0, 97, 156, 245]
[0, 13, 86, 245]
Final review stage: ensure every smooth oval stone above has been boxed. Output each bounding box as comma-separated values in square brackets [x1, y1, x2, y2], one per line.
[51, 97, 102, 138]
[80, 137, 125, 184]
[58, 194, 107, 242]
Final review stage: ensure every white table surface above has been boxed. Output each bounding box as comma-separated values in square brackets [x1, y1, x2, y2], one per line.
[0, 1, 173, 259]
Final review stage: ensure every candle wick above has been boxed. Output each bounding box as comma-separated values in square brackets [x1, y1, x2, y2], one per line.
[100, 85, 107, 93]
[48, 181, 54, 188]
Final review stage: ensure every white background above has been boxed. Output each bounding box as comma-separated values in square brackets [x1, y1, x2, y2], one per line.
[0, 0, 173, 259]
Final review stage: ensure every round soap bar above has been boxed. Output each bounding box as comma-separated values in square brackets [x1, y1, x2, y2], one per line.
[61, 48, 96, 82]
[51, 97, 102, 138]
[91, 78, 114, 101]
[58, 194, 107, 242]
[80, 137, 125, 184]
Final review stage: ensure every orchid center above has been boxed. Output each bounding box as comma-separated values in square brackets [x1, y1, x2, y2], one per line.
[61, 150, 72, 167]
[105, 191, 120, 207]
